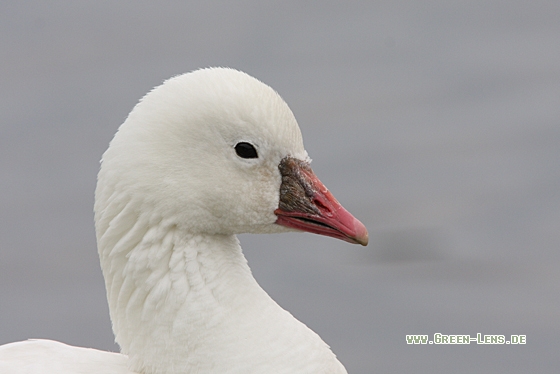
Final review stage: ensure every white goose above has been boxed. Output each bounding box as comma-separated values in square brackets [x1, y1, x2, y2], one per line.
[0, 68, 368, 374]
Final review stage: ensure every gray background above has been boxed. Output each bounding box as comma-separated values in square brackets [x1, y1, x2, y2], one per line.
[1, 1, 559, 373]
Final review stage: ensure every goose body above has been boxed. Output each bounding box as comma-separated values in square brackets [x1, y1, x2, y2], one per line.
[0, 68, 367, 374]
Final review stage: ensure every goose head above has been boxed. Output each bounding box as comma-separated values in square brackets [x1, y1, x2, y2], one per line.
[94, 68, 367, 373]
[97, 67, 367, 247]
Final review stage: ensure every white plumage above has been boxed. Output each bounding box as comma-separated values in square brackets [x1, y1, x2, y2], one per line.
[0, 68, 367, 373]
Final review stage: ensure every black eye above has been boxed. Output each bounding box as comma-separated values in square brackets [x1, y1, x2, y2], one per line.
[235, 142, 258, 159]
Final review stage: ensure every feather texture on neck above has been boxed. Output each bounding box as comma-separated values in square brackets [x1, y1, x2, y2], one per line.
[95, 194, 345, 374]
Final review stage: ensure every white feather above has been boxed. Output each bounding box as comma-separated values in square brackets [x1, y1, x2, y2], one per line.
[0, 68, 347, 374]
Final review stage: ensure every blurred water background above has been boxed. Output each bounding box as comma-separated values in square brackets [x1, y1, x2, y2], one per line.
[1, 2, 559, 373]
